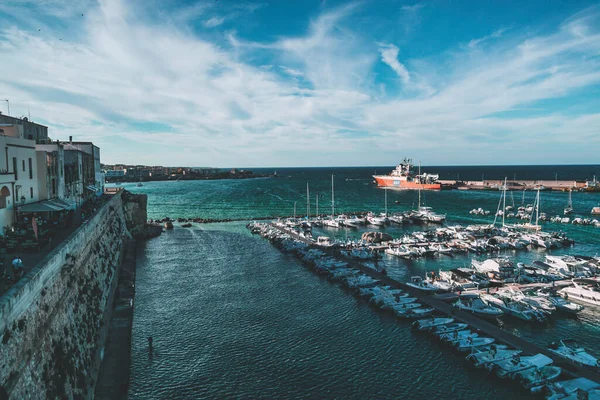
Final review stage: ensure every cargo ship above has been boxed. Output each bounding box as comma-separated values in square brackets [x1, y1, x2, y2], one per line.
[373, 158, 441, 190]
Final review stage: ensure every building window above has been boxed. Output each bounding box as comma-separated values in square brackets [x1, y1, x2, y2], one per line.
[29, 158, 33, 179]
[22, 159, 25, 172]
[12, 157, 17, 180]
[0, 186, 9, 209]
[30, 187, 33, 199]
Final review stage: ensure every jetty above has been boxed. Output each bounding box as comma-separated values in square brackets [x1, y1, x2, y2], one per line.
[267, 223, 600, 385]
[439, 179, 599, 192]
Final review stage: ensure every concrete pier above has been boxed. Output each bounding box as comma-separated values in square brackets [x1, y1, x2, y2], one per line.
[439, 179, 595, 191]
[269, 224, 600, 384]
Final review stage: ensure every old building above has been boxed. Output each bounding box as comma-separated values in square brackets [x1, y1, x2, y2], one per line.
[0, 123, 41, 229]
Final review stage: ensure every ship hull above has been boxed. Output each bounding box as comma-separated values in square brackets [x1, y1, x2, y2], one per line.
[374, 176, 441, 190]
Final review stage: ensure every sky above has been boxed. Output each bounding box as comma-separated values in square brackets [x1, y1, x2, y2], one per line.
[0, 0, 599, 167]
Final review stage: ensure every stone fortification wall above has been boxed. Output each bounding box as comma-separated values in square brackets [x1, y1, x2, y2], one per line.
[0, 191, 142, 399]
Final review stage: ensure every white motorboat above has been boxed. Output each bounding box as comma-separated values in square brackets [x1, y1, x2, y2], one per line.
[390, 302, 422, 314]
[323, 218, 341, 228]
[537, 290, 584, 314]
[453, 296, 504, 319]
[431, 323, 469, 336]
[488, 353, 554, 379]
[315, 236, 334, 247]
[405, 276, 438, 293]
[514, 365, 562, 391]
[389, 214, 405, 224]
[466, 347, 523, 369]
[480, 294, 545, 322]
[439, 329, 477, 343]
[366, 214, 387, 226]
[385, 246, 416, 259]
[412, 317, 454, 331]
[455, 336, 495, 352]
[544, 377, 600, 400]
[548, 339, 600, 368]
[559, 281, 600, 307]
[341, 216, 362, 228]
[394, 307, 435, 319]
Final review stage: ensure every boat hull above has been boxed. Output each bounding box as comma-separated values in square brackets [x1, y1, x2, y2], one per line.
[373, 176, 441, 190]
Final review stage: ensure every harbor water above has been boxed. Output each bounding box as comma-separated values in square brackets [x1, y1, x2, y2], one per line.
[128, 166, 600, 399]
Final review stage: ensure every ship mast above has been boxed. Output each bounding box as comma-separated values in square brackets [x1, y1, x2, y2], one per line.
[294, 201, 297, 219]
[316, 194, 319, 217]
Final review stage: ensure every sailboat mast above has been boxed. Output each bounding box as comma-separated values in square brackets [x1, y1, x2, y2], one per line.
[316, 195, 319, 217]
[384, 187, 388, 216]
[502, 177, 507, 227]
[535, 189, 540, 227]
[331, 175, 335, 217]
[294, 201, 297, 219]
[306, 183, 310, 218]
[418, 189, 421, 209]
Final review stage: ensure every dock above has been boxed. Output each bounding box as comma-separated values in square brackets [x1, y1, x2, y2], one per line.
[269, 224, 600, 384]
[439, 179, 599, 192]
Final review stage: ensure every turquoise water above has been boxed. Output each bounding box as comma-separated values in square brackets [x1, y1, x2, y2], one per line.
[128, 166, 600, 399]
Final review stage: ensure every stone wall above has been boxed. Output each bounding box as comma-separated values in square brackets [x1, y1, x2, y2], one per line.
[0, 191, 140, 399]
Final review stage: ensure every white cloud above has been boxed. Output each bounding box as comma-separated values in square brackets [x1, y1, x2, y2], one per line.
[0, 0, 598, 166]
[378, 43, 410, 84]
[203, 17, 225, 28]
[468, 27, 510, 48]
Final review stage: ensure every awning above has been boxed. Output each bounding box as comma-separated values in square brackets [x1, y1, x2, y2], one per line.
[85, 185, 100, 191]
[47, 198, 76, 210]
[18, 199, 65, 212]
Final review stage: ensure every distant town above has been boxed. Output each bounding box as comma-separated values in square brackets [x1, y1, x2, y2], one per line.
[102, 164, 271, 183]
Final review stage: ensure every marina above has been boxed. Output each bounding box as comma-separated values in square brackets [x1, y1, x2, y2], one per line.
[249, 221, 600, 397]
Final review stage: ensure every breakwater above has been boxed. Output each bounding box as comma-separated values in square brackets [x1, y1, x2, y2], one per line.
[0, 191, 148, 398]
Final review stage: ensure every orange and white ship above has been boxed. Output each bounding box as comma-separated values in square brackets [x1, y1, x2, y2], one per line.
[373, 158, 441, 190]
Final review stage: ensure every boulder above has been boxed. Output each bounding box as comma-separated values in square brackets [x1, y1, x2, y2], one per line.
[361, 231, 392, 243]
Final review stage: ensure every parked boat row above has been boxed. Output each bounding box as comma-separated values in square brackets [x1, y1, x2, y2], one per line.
[247, 222, 600, 398]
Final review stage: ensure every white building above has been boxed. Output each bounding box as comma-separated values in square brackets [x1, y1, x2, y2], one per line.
[0, 124, 42, 230]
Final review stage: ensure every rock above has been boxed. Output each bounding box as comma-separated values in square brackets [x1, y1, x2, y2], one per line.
[361, 231, 392, 243]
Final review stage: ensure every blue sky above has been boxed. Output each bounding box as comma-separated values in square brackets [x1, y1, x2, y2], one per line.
[0, 0, 599, 167]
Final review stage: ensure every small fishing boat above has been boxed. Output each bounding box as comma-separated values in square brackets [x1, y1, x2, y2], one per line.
[514, 365, 562, 391]
[488, 353, 553, 379]
[439, 329, 477, 343]
[394, 307, 435, 319]
[405, 276, 438, 293]
[548, 339, 600, 368]
[412, 317, 454, 331]
[430, 323, 468, 337]
[453, 295, 504, 319]
[454, 336, 495, 352]
[537, 289, 584, 314]
[466, 347, 523, 369]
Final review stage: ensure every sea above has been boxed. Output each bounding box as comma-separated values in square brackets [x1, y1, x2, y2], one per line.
[126, 165, 600, 399]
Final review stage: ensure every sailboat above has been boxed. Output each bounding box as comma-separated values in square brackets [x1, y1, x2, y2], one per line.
[367, 188, 389, 226]
[523, 189, 542, 231]
[323, 175, 340, 228]
[564, 190, 573, 215]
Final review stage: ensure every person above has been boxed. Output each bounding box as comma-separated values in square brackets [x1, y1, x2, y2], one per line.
[12, 256, 23, 278]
